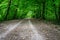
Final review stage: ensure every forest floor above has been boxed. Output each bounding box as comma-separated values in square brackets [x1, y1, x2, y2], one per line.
[0, 19, 60, 40]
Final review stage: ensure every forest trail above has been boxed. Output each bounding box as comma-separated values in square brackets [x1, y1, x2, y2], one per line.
[0, 19, 60, 40]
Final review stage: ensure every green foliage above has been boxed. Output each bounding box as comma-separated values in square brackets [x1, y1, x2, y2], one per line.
[6, 0, 18, 20]
[45, 0, 56, 20]
[0, 0, 8, 21]
[0, 0, 60, 21]
[45, 13, 56, 20]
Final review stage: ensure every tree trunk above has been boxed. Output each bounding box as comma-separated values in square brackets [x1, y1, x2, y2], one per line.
[58, 5, 60, 21]
[42, 0, 46, 19]
[5, 0, 11, 20]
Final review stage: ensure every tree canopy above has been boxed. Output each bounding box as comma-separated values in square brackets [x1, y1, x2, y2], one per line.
[0, 0, 60, 22]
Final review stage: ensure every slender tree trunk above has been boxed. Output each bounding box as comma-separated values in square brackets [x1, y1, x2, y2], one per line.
[42, 0, 46, 19]
[13, 5, 18, 19]
[52, 0, 59, 24]
[5, 0, 11, 20]
[58, 4, 60, 21]
[53, 0, 58, 21]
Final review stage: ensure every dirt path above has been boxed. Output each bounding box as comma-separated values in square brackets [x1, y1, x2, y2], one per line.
[0, 19, 60, 40]
[31, 20, 60, 40]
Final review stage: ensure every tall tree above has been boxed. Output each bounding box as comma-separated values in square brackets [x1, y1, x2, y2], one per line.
[53, 0, 58, 21]
[42, 0, 46, 19]
[58, 3, 60, 22]
[54, 0, 60, 23]
[5, 0, 11, 20]
[13, 0, 19, 19]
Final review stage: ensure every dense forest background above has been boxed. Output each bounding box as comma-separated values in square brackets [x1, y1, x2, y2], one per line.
[0, 0, 60, 22]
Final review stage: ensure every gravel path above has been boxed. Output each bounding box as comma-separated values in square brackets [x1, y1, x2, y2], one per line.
[0, 19, 60, 40]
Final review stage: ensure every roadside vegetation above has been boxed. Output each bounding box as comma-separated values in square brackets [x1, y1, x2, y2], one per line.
[0, 0, 60, 24]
